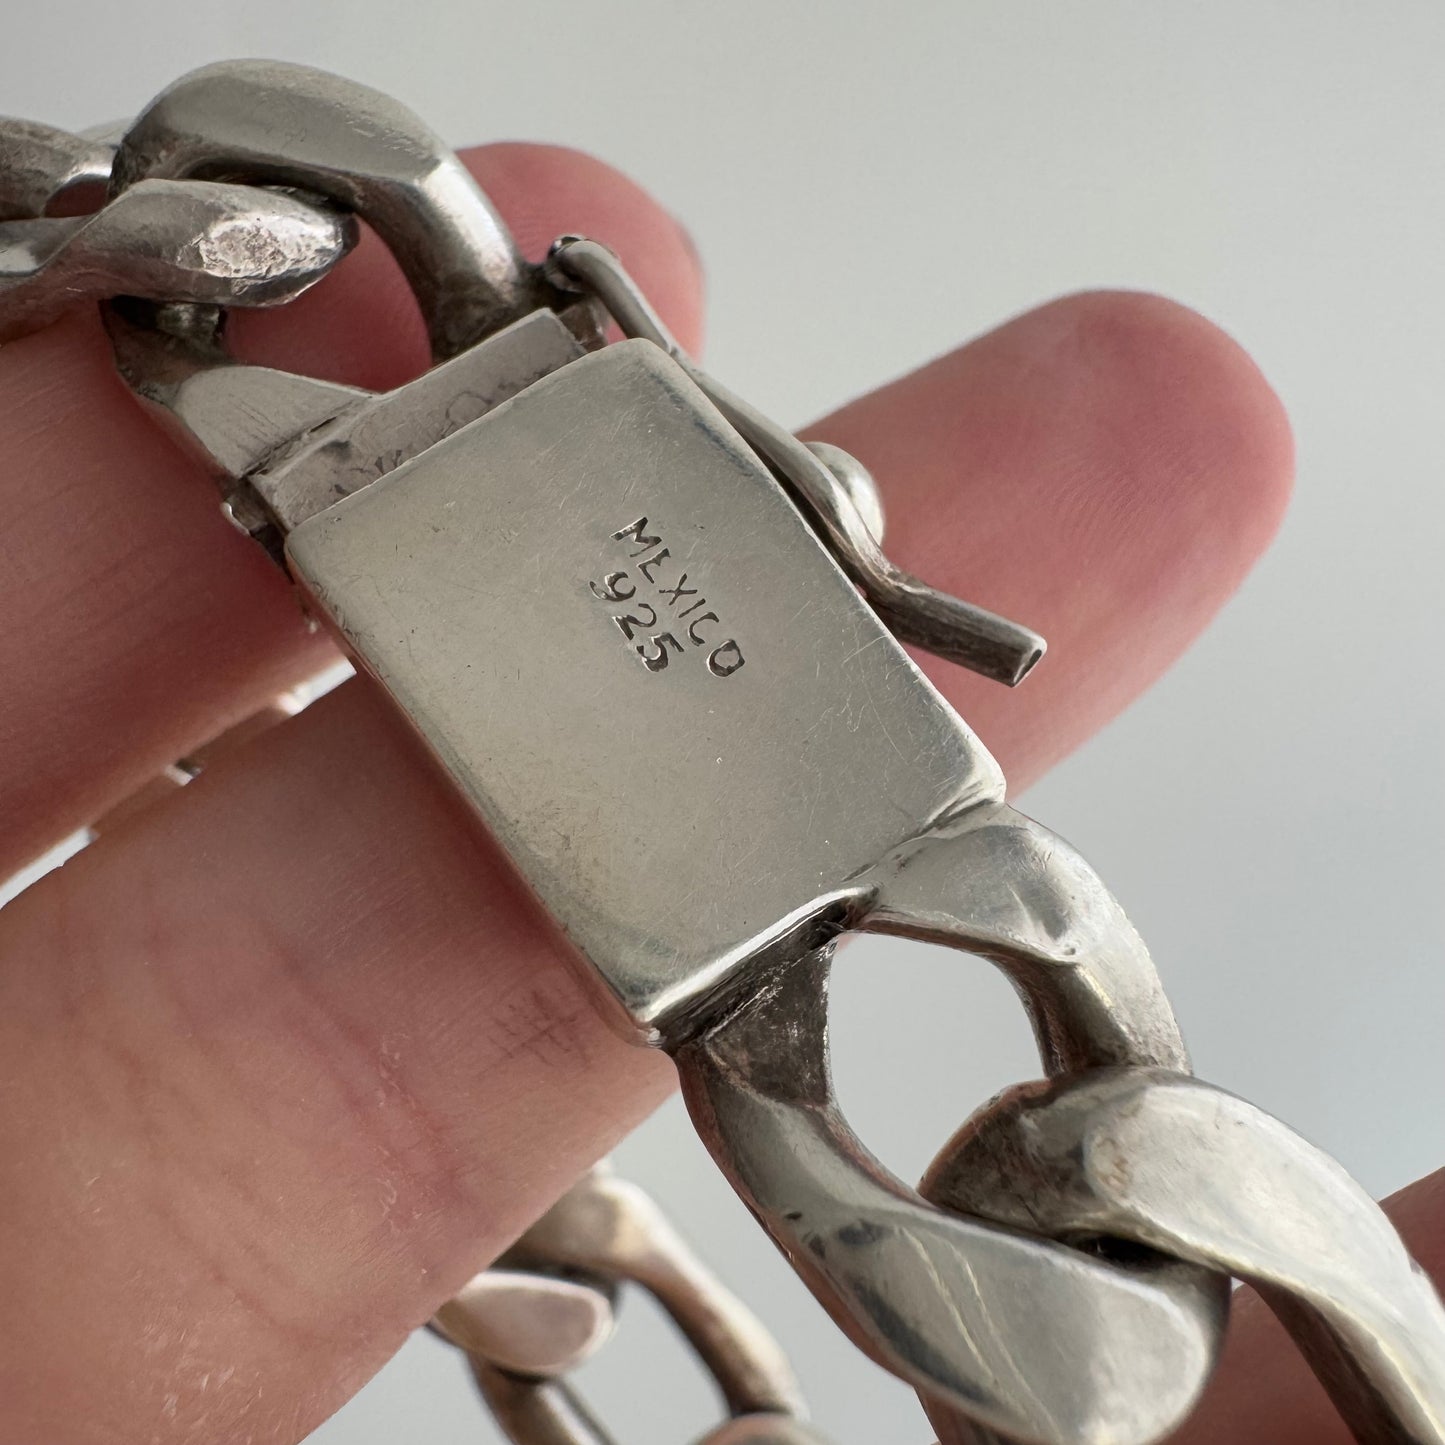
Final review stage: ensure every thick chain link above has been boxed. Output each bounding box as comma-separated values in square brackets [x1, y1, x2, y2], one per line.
[0, 124, 353, 338]
[3, 71, 1443, 1445]
[435, 1167, 829, 1445]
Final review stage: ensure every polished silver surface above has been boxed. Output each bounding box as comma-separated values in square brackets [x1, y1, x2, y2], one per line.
[925, 1068, 1445, 1445]
[110, 60, 541, 358]
[804, 441, 885, 545]
[677, 945, 1220, 1445]
[862, 801, 1187, 1074]
[433, 1167, 815, 1445]
[0, 176, 353, 341]
[286, 340, 1006, 1043]
[671, 797, 1197, 1436]
[547, 236, 1046, 687]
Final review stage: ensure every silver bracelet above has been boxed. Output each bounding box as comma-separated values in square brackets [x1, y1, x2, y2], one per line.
[2, 60, 1441, 1445]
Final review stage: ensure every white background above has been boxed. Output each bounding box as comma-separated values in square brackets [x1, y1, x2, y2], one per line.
[3, 4, 1442, 1440]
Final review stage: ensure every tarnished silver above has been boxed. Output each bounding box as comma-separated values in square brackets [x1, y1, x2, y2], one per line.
[432, 1166, 826, 1445]
[280, 313, 1207, 1434]
[679, 950, 1223, 1445]
[925, 1069, 1445, 1445]
[0, 117, 113, 219]
[436, 1270, 616, 1380]
[285, 342, 1050, 1041]
[110, 59, 544, 359]
[0, 176, 353, 341]
[105, 304, 585, 535]
[4, 60, 1441, 1445]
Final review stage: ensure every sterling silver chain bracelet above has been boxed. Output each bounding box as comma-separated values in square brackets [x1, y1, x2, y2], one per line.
[2, 61, 1441, 1445]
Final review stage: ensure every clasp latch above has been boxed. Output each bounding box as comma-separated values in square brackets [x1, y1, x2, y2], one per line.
[547, 237, 1046, 688]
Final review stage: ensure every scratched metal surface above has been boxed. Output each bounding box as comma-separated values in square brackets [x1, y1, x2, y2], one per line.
[2, 5, 1441, 1442]
[289, 340, 998, 1039]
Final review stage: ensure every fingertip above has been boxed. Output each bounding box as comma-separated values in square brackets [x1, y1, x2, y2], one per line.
[987, 290, 1294, 780]
[1045, 288, 1294, 574]
[811, 288, 1295, 787]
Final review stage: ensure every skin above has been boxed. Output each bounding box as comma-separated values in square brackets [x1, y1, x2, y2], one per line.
[0, 141, 1435, 1444]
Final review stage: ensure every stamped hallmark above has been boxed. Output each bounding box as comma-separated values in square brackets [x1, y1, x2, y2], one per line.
[590, 517, 745, 678]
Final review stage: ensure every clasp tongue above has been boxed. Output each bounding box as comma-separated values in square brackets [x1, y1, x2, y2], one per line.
[547, 236, 1047, 688]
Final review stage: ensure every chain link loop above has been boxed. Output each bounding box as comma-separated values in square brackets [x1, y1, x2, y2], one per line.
[0, 119, 357, 342]
[433, 1167, 828, 1445]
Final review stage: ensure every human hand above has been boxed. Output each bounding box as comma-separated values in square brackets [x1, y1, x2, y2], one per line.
[0, 141, 1432, 1444]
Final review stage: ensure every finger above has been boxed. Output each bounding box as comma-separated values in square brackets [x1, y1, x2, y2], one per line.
[0, 289, 1292, 1444]
[0, 684, 676, 1444]
[808, 289, 1292, 784]
[0, 143, 704, 878]
[1168, 1168, 1445, 1444]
